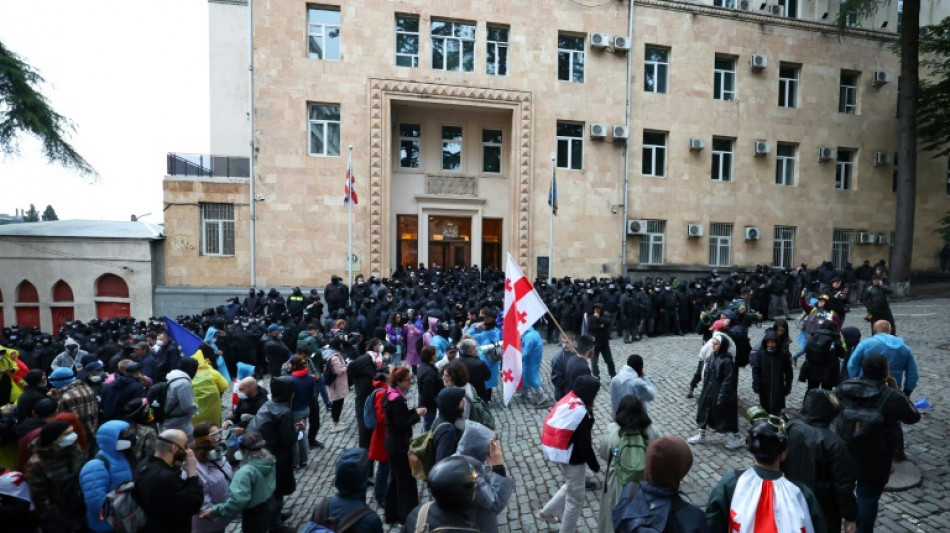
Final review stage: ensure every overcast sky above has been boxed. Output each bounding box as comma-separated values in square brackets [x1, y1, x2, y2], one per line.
[0, 0, 209, 223]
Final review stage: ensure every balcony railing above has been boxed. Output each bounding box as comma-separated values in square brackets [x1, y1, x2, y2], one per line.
[425, 174, 478, 196]
[167, 153, 250, 179]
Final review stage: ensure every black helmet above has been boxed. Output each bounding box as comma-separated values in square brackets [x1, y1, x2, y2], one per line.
[801, 388, 841, 426]
[749, 416, 788, 463]
[427, 455, 476, 513]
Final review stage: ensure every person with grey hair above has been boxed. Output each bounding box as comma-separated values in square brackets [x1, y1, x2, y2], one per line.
[135, 429, 205, 533]
[457, 338, 491, 403]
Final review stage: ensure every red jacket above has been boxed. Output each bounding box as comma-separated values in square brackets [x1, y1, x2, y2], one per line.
[368, 379, 388, 462]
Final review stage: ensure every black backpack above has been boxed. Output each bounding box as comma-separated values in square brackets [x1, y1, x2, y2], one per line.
[146, 377, 187, 423]
[836, 391, 889, 450]
[804, 334, 834, 366]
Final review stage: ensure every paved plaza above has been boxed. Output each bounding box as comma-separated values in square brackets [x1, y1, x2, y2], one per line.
[253, 295, 950, 532]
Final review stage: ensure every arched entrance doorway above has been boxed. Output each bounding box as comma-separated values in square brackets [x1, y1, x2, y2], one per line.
[51, 280, 75, 331]
[95, 274, 131, 319]
[15, 280, 40, 328]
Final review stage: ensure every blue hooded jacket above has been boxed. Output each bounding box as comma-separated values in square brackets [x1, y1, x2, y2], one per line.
[847, 333, 919, 392]
[79, 420, 133, 532]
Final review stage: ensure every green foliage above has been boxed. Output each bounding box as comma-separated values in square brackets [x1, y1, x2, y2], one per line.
[23, 203, 39, 222]
[918, 18, 950, 157]
[0, 41, 96, 176]
[937, 210, 950, 243]
[834, 0, 883, 29]
[41, 204, 58, 221]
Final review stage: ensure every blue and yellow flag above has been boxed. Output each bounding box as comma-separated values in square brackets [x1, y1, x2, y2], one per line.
[163, 316, 203, 358]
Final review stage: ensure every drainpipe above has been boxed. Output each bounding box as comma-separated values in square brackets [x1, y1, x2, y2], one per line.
[248, 0, 257, 288]
[620, 0, 635, 276]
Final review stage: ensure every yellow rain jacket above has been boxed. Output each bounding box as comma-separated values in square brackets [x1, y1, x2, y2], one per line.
[191, 354, 230, 427]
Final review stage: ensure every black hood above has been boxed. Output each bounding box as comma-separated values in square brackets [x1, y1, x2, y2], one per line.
[270, 376, 294, 403]
[573, 375, 600, 407]
[436, 387, 466, 423]
[801, 388, 842, 425]
[761, 330, 778, 345]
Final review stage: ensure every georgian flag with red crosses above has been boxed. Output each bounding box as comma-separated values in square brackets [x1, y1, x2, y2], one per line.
[502, 253, 549, 406]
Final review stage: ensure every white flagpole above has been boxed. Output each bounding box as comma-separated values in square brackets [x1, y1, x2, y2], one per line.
[347, 146, 354, 296]
[549, 154, 556, 283]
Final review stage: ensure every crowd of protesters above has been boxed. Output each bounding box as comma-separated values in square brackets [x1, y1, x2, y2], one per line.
[0, 256, 922, 533]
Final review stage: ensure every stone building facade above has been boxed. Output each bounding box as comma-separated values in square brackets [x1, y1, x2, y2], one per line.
[162, 0, 950, 292]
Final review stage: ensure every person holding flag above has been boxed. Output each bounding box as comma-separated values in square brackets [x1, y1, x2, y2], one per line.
[500, 253, 550, 407]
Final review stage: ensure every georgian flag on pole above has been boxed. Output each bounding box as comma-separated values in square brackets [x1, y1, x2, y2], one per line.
[502, 253, 549, 406]
[344, 149, 358, 209]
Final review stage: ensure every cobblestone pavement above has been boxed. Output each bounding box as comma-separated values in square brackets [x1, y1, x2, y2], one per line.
[235, 297, 950, 532]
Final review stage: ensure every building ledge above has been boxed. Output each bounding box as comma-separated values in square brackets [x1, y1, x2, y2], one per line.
[413, 194, 487, 205]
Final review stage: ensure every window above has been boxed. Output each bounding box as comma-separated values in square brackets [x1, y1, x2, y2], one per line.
[441, 126, 463, 171]
[775, 142, 797, 186]
[486, 25, 509, 76]
[642, 131, 667, 177]
[773, 226, 796, 268]
[639, 220, 666, 265]
[714, 0, 736, 7]
[832, 228, 853, 269]
[201, 203, 235, 256]
[709, 223, 733, 267]
[398, 123, 420, 169]
[482, 130, 503, 173]
[431, 20, 475, 72]
[836, 148, 855, 190]
[556, 122, 583, 170]
[308, 104, 340, 156]
[395, 15, 420, 67]
[839, 71, 858, 114]
[557, 34, 585, 82]
[946, 157, 950, 196]
[307, 6, 340, 60]
[778, 0, 798, 17]
[644, 47, 669, 93]
[778, 64, 799, 108]
[713, 56, 736, 101]
[711, 137, 734, 181]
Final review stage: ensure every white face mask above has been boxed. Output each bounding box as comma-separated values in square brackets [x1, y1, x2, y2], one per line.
[58, 433, 79, 448]
[115, 439, 132, 451]
[233, 450, 244, 461]
[155, 340, 164, 348]
[237, 392, 248, 400]
[89, 375, 102, 383]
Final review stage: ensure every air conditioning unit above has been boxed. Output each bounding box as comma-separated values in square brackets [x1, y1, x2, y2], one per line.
[590, 123, 608, 139]
[612, 125, 630, 140]
[873, 151, 888, 166]
[745, 226, 762, 241]
[856, 231, 875, 244]
[818, 147, 835, 162]
[613, 36, 631, 51]
[687, 224, 705, 238]
[873, 71, 890, 86]
[750, 55, 768, 70]
[769, 4, 783, 14]
[590, 33, 611, 48]
[689, 138, 706, 151]
[738, 0, 752, 10]
[754, 140, 771, 156]
[627, 219, 649, 235]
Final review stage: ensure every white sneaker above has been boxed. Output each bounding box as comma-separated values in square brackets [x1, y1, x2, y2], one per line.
[724, 434, 746, 450]
[687, 433, 705, 445]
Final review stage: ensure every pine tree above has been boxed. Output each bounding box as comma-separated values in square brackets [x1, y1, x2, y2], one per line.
[41, 204, 58, 221]
[23, 204, 40, 222]
[0, 41, 96, 175]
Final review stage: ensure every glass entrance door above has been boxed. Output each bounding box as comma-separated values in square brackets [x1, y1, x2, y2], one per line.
[427, 216, 472, 269]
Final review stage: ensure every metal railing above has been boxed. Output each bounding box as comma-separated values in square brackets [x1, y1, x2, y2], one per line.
[166, 153, 250, 179]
